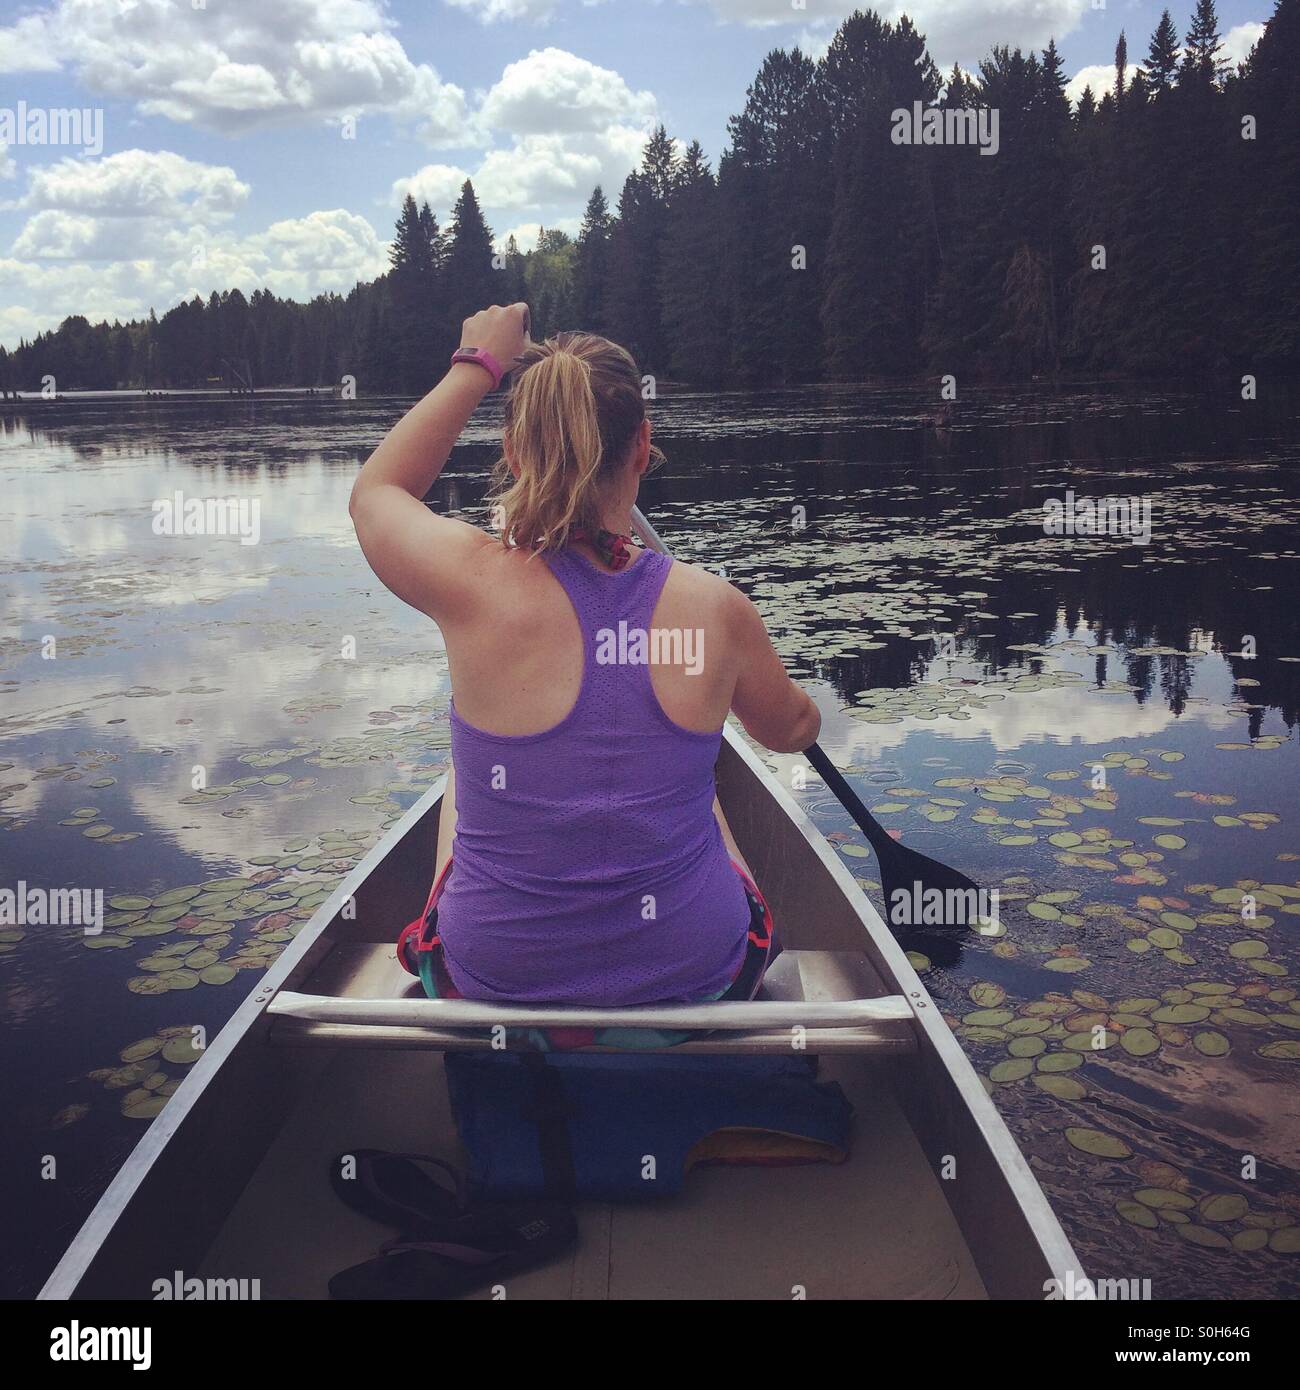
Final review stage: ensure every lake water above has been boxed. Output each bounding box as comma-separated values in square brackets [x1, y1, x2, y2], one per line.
[2, 383, 1298, 1297]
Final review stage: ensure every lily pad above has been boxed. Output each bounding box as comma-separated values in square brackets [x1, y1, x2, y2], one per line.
[1121, 1028, 1161, 1057]
[1065, 1127, 1132, 1160]
[1034, 1074, 1086, 1100]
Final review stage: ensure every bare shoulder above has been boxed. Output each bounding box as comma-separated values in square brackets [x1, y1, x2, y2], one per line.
[663, 556, 747, 625]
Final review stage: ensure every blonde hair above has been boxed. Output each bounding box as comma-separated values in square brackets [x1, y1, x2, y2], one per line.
[490, 331, 664, 554]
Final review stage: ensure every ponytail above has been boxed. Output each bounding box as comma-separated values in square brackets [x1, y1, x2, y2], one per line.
[490, 331, 662, 554]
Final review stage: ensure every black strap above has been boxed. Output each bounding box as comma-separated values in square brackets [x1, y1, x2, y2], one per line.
[519, 1054, 577, 1200]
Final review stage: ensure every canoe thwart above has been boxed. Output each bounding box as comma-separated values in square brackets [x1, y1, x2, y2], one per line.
[267, 991, 916, 1032]
[267, 1017, 919, 1054]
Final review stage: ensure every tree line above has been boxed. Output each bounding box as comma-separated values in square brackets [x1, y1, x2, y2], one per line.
[2, 0, 1296, 394]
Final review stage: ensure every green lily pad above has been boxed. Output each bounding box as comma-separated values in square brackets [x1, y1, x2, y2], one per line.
[1065, 1127, 1131, 1159]
[1233, 1229, 1270, 1251]
[1034, 1073, 1086, 1100]
[989, 1058, 1034, 1084]
[126, 976, 170, 995]
[1116, 1200, 1160, 1228]
[1200, 1194, 1249, 1222]
[1121, 1028, 1161, 1057]
[161, 1036, 204, 1065]
[1136, 1188, 1196, 1210]
[1151, 1004, 1210, 1024]
[122, 1095, 168, 1120]
[159, 969, 200, 990]
[1037, 1052, 1083, 1073]
[1175, 1224, 1232, 1250]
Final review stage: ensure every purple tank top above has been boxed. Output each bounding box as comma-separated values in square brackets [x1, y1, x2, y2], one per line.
[435, 545, 749, 1006]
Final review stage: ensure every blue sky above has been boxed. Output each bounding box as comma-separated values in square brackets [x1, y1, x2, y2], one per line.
[0, 0, 1271, 346]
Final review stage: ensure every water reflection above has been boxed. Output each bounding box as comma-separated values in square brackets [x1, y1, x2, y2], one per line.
[1, 382, 1297, 1297]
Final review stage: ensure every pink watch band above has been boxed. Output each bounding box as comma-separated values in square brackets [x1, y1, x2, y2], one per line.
[450, 347, 504, 390]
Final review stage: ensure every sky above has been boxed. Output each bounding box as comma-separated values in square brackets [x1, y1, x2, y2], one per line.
[0, 0, 1272, 348]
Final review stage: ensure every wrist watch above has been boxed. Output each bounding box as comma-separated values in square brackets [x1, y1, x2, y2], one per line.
[450, 347, 503, 390]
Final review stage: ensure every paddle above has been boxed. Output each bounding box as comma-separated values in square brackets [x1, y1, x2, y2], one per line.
[629, 505, 982, 933]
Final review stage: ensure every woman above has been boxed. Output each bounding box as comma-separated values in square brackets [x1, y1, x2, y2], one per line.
[350, 303, 820, 1009]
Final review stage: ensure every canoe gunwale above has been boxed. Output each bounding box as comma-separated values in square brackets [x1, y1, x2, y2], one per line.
[715, 729, 1086, 1298]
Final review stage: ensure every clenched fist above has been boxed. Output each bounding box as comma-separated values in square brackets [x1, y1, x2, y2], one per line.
[459, 303, 531, 371]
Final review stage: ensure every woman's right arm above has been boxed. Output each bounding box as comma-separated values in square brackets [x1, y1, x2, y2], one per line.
[728, 588, 821, 753]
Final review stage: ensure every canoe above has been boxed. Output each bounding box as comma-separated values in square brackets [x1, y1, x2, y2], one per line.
[41, 723, 1084, 1300]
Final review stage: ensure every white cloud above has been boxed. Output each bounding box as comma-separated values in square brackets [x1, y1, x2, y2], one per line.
[480, 48, 656, 135]
[497, 217, 582, 253]
[475, 128, 646, 207]
[0, 13, 61, 71]
[696, 0, 1090, 69]
[0, 0, 468, 142]
[0, 143, 13, 179]
[392, 163, 473, 212]
[0, 203, 388, 344]
[444, 0, 562, 20]
[245, 208, 386, 280]
[393, 49, 655, 218]
[21, 148, 248, 219]
[394, 125, 646, 215]
[1222, 22, 1266, 70]
[1065, 63, 1116, 107]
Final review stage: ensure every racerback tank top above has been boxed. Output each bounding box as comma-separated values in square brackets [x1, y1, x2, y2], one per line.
[434, 544, 749, 1006]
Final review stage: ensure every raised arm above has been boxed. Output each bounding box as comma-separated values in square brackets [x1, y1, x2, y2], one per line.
[349, 304, 530, 622]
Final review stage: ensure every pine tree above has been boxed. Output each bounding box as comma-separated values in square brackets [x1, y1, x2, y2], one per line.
[605, 130, 679, 370]
[574, 186, 613, 334]
[1146, 10, 1180, 92]
[719, 47, 828, 382]
[388, 194, 442, 390]
[444, 181, 498, 332]
[1181, 0, 1228, 85]
[659, 141, 726, 381]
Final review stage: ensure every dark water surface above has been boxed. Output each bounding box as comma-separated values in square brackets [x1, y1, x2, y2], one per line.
[2, 383, 1298, 1298]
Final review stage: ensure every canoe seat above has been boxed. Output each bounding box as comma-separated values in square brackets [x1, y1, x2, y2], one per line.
[266, 947, 919, 1055]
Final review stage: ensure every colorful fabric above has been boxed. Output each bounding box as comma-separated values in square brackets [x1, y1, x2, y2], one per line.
[565, 526, 635, 572]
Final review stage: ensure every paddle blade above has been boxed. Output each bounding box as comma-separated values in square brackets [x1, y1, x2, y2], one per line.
[872, 838, 986, 935]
